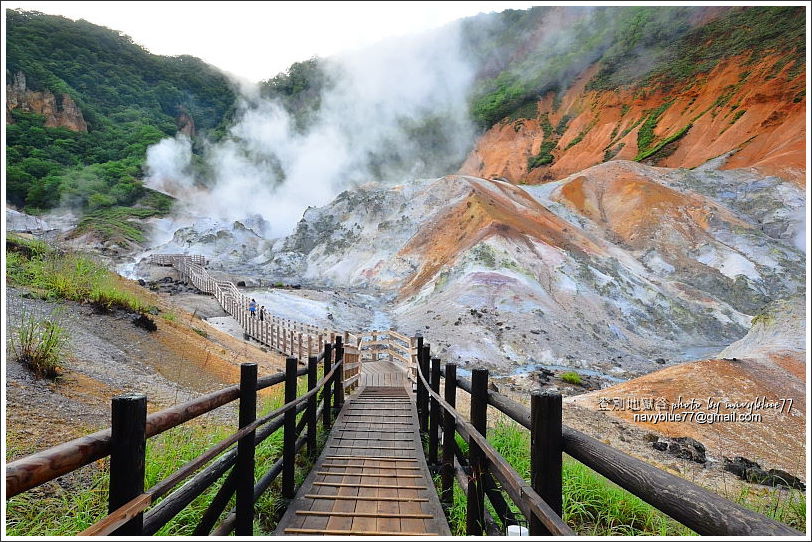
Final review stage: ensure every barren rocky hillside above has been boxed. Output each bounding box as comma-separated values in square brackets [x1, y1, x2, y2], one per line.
[139, 158, 803, 383]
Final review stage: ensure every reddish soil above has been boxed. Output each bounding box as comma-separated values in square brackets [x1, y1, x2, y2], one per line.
[460, 55, 805, 186]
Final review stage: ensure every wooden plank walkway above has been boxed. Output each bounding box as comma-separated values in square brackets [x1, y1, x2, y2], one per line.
[360, 361, 407, 388]
[275, 364, 450, 536]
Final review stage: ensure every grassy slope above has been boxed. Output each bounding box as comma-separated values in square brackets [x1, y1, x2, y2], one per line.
[471, 6, 805, 129]
[6, 234, 153, 312]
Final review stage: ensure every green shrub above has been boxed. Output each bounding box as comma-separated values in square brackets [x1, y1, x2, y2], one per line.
[11, 309, 68, 379]
[555, 115, 572, 136]
[528, 140, 558, 169]
[6, 239, 150, 313]
[603, 143, 625, 162]
[161, 311, 178, 322]
[565, 121, 596, 150]
[561, 371, 583, 385]
[540, 113, 554, 138]
[636, 101, 673, 154]
[730, 110, 746, 124]
[635, 123, 692, 162]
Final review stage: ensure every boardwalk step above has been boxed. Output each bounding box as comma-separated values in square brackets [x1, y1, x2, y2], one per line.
[284, 528, 438, 536]
[321, 464, 422, 470]
[295, 511, 433, 519]
[312, 482, 428, 489]
[315, 471, 423, 478]
[324, 455, 418, 461]
[303, 494, 429, 502]
[274, 376, 450, 536]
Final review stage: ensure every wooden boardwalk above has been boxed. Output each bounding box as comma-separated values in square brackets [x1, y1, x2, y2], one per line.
[275, 364, 450, 536]
[359, 360, 408, 388]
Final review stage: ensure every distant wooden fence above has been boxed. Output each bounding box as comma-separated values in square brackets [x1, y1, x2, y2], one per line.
[150, 254, 411, 381]
[5, 339, 357, 536]
[412, 338, 801, 536]
[355, 329, 417, 384]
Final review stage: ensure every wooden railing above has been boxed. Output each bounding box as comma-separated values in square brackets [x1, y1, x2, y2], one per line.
[412, 339, 802, 536]
[5, 339, 359, 536]
[355, 329, 417, 383]
[152, 255, 416, 378]
[152, 254, 346, 361]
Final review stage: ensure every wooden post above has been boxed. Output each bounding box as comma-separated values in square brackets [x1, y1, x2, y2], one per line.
[333, 336, 344, 412]
[428, 357, 441, 465]
[109, 393, 146, 535]
[323, 343, 333, 429]
[307, 355, 318, 459]
[412, 336, 422, 390]
[466, 368, 488, 536]
[235, 363, 257, 535]
[441, 363, 456, 506]
[418, 344, 430, 432]
[282, 357, 298, 499]
[530, 390, 563, 535]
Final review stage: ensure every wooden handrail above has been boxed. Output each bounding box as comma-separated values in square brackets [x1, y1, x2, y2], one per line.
[416, 361, 573, 535]
[4, 368, 311, 498]
[442, 367, 802, 536]
[155, 254, 346, 362]
[153, 255, 416, 374]
[73, 359, 343, 536]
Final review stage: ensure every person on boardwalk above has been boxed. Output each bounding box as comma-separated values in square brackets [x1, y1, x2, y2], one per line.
[259, 305, 265, 322]
[249, 298, 256, 318]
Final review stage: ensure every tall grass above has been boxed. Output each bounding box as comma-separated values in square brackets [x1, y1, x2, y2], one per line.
[10, 308, 69, 378]
[560, 371, 582, 386]
[441, 420, 804, 535]
[6, 235, 150, 313]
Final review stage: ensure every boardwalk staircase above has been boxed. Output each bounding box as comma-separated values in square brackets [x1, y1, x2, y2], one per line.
[4, 255, 801, 537]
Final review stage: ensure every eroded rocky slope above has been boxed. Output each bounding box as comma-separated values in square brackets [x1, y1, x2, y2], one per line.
[460, 55, 805, 186]
[143, 160, 803, 379]
[570, 296, 806, 478]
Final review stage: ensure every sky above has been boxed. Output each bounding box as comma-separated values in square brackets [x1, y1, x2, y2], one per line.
[4, 1, 538, 82]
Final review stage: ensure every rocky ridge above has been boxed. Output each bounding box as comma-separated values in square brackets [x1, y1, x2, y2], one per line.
[6, 71, 88, 131]
[143, 160, 804, 380]
[461, 55, 805, 186]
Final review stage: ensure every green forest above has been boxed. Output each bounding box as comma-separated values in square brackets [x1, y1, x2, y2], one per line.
[5, 9, 236, 238]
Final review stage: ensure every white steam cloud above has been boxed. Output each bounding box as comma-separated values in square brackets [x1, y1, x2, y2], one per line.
[145, 22, 475, 239]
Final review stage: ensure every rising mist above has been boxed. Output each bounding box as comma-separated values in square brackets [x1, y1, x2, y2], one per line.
[145, 21, 476, 239]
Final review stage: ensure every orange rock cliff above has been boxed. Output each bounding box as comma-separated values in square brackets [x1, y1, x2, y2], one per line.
[460, 55, 805, 187]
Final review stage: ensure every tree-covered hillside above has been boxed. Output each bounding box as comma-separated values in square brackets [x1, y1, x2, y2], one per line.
[5, 9, 237, 238]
